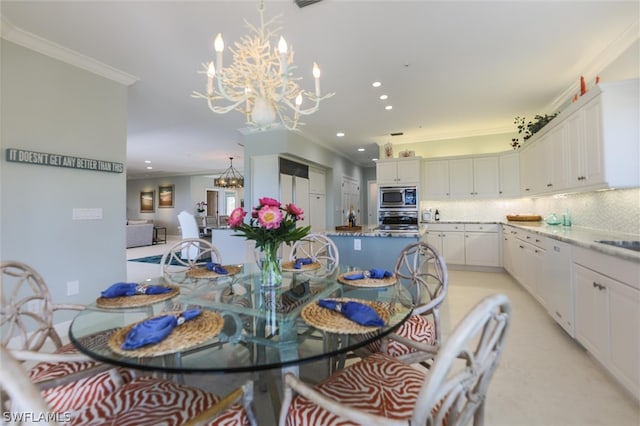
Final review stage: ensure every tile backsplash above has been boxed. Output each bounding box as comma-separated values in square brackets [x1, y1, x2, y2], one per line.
[421, 188, 639, 235]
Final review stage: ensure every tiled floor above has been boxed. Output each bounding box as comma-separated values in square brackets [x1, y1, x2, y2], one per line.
[126, 237, 640, 425]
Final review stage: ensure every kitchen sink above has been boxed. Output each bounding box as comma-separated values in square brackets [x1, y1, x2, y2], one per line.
[594, 240, 640, 252]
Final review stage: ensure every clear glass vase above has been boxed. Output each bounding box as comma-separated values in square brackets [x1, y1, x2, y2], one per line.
[259, 241, 282, 288]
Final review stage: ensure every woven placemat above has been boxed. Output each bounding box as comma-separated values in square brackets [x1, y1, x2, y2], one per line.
[96, 285, 180, 309]
[185, 265, 242, 278]
[301, 298, 390, 334]
[281, 261, 322, 272]
[108, 310, 224, 358]
[337, 272, 397, 288]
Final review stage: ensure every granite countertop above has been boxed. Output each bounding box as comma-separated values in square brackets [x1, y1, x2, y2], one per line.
[502, 222, 640, 263]
[420, 220, 639, 262]
[323, 225, 424, 238]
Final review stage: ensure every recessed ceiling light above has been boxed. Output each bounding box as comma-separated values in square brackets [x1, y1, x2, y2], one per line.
[144, 160, 151, 163]
[385, 105, 393, 110]
[336, 132, 345, 137]
[372, 81, 382, 88]
[379, 94, 388, 100]
[146, 166, 153, 170]
[357, 148, 365, 152]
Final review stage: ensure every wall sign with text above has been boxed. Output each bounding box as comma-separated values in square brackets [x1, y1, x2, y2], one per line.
[5, 148, 124, 174]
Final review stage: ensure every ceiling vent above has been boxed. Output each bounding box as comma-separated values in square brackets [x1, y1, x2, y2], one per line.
[295, 0, 323, 8]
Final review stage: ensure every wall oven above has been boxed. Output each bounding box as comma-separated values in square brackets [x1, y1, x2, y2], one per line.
[379, 185, 418, 210]
[378, 210, 419, 232]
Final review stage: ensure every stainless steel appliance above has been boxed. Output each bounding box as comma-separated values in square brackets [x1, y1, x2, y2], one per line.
[378, 210, 419, 232]
[379, 185, 418, 210]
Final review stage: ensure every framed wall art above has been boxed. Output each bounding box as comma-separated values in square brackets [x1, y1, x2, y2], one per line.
[158, 184, 175, 208]
[140, 190, 155, 213]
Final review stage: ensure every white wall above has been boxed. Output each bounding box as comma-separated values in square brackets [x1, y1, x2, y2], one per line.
[1, 41, 128, 318]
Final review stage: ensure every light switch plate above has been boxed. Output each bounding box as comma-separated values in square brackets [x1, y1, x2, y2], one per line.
[354, 239, 361, 251]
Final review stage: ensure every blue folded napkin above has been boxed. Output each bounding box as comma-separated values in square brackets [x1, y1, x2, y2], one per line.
[101, 282, 172, 298]
[121, 309, 201, 350]
[342, 268, 393, 280]
[318, 299, 385, 327]
[368, 268, 392, 279]
[294, 257, 314, 269]
[206, 262, 228, 274]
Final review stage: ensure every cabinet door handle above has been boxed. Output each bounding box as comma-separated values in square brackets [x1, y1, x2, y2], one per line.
[547, 183, 553, 187]
[592, 282, 606, 291]
[519, 245, 524, 249]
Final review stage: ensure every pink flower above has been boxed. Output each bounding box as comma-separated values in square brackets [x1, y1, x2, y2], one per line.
[259, 197, 281, 208]
[228, 208, 247, 228]
[285, 203, 304, 221]
[251, 208, 259, 219]
[258, 206, 283, 229]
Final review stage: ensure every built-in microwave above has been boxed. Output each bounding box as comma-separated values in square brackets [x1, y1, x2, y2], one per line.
[379, 185, 418, 210]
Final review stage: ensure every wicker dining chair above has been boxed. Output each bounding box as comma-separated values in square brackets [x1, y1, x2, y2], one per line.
[0, 344, 256, 426]
[288, 233, 339, 276]
[374, 240, 449, 365]
[0, 261, 132, 414]
[160, 238, 223, 284]
[279, 293, 512, 426]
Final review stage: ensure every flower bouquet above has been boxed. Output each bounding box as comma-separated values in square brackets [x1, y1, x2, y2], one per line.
[228, 197, 311, 287]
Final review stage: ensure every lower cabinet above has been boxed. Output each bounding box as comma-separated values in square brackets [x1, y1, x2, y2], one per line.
[573, 247, 640, 398]
[425, 224, 465, 265]
[544, 239, 574, 337]
[464, 224, 500, 267]
[503, 226, 639, 398]
[426, 223, 499, 267]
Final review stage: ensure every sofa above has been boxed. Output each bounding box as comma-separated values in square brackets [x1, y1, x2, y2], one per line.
[126, 219, 154, 248]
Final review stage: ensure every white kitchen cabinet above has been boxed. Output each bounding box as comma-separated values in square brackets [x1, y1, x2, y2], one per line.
[425, 223, 465, 265]
[508, 228, 546, 303]
[574, 263, 610, 363]
[376, 158, 421, 185]
[423, 159, 450, 199]
[464, 224, 500, 267]
[573, 246, 640, 397]
[519, 139, 543, 195]
[308, 193, 326, 231]
[522, 79, 639, 195]
[308, 168, 326, 195]
[544, 239, 574, 336]
[280, 173, 309, 228]
[498, 152, 520, 198]
[502, 227, 514, 275]
[449, 157, 499, 199]
[539, 124, 570, 193]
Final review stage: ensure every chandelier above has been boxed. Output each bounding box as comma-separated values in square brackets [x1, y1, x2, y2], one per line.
[192, 0, 334, 131]
[214, 157, 244, 188]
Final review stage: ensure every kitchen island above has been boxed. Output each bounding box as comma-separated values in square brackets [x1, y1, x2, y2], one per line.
[324, 225, 425, 271]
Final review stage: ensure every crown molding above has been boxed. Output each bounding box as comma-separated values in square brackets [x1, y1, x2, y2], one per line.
[1, 16, 138, 86]
[549, 19, 639, 112]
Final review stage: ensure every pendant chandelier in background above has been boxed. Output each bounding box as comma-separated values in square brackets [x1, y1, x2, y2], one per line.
[214, 157, 244, 188]
[192, 0, 334, 131]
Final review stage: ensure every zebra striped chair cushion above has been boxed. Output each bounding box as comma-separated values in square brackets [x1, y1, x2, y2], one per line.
[367, 314, 436, 356]
[284, 352, 426, 425]
[71, 377, 249, 426]
[29, 343, 131, 413]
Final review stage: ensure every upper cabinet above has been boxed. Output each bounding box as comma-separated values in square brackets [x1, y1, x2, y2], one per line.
[423, 152, 518, 200]
[308, 168, 326, 194]
[499, 152, 520, 197]
[376, 157, 421, 185]
[521, 79, 639, 195]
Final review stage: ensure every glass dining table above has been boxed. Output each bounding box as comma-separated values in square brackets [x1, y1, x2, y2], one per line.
[68, 263, 413, 376]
